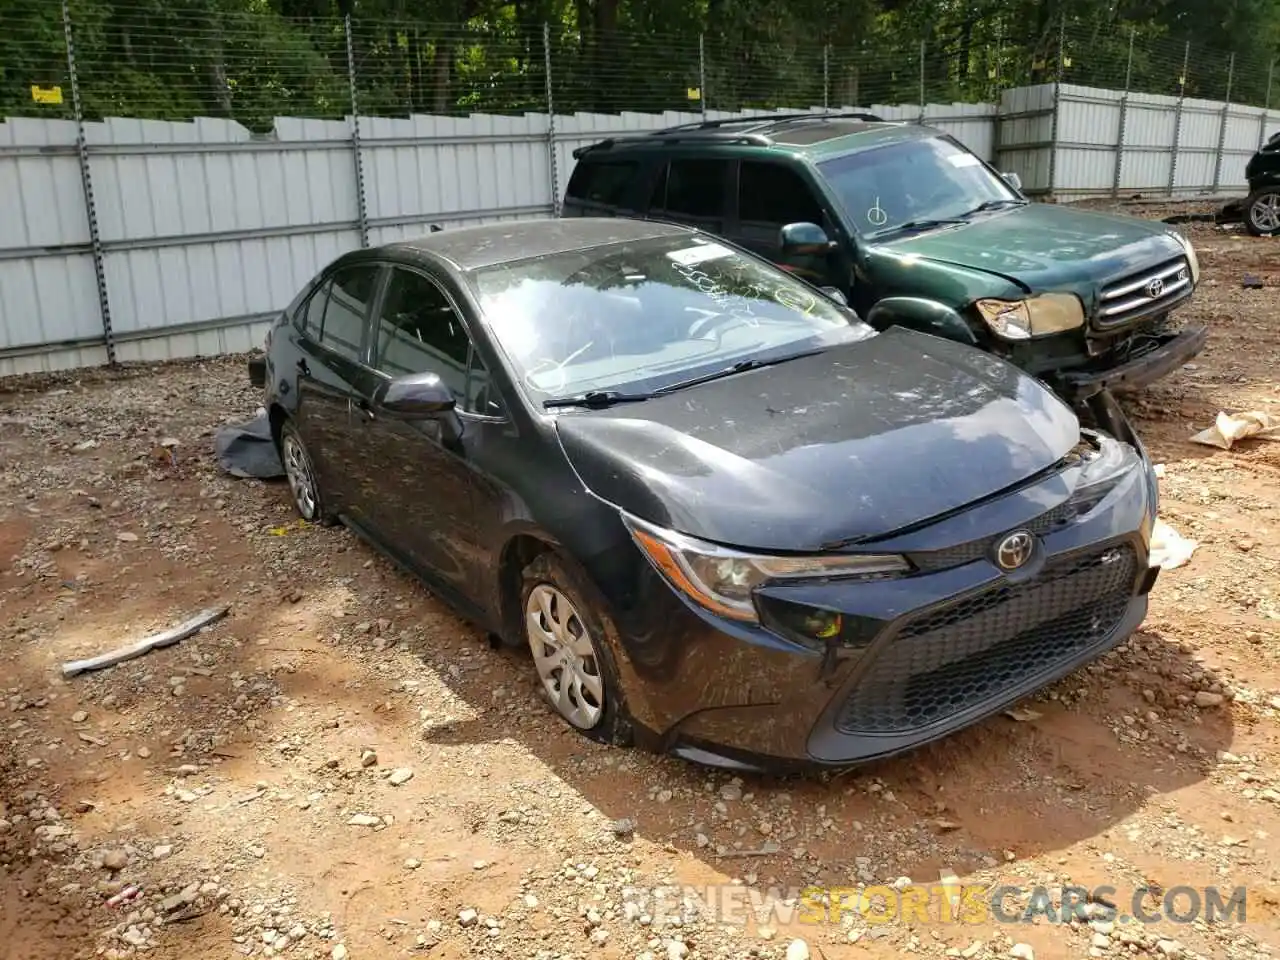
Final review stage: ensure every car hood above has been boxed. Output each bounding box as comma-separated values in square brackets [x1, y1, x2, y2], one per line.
[554, 327, 1080, 553]
[883, 203, 1185, 293]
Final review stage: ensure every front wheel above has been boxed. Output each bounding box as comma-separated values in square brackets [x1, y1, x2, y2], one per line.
[279, 420, 336, 526]
[1244, 187, 1280, 237]
[519, 553, 632, 747]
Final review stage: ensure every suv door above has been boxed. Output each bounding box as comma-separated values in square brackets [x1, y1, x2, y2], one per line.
[352, 265, 485, 603]
[645, 157, 732, 233]
[730, 160, 844, 290]
[293, 262, 384, 511]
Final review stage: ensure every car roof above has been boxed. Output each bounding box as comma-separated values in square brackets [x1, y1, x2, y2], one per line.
[376, 217, 696, 271]
[573, 114, 940, 163]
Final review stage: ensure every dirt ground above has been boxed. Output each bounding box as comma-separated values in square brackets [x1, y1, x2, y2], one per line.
[2, 200, 1279, 960]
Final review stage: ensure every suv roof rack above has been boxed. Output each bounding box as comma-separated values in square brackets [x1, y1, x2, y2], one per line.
[572, 111, 890, 158]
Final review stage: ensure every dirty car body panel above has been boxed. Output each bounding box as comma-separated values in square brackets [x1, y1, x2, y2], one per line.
[254, 216, 1160, 774]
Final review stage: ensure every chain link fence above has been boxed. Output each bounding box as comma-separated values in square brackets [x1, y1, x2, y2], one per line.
[3, 6, 1277, 127]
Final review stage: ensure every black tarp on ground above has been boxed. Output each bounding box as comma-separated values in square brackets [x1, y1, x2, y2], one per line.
[214, 412, 284, 479]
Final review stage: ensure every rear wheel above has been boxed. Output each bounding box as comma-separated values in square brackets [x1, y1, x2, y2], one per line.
[1245, 187, 1280, 236]
[279, 420, 336, 526]
[520, 553, 632, 746]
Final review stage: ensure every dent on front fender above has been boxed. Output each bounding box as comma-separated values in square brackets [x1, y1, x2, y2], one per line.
[866, 296, 979, 345]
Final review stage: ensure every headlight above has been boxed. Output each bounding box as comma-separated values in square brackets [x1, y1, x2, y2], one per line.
[974, 293, 1085, 341]
[1171, 231, 1200, 285]
[1066, 429, 1142, 514]
[623, 515, 909, 623]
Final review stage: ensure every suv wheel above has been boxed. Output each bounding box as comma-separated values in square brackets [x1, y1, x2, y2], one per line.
[279, 421, 335, 525]
[520, 553, 632, 746]
[1245, 187, 1280, 236]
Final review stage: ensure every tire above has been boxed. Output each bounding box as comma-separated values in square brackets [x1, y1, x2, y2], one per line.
[278, 419, 337, 526]
[519, 552, 633, 747]
[1244, 187, 1280, 237]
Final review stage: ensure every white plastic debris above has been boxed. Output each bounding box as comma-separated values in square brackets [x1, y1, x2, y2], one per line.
[1190, 410, 1280, 450]
[1150, 518, 1198, 570]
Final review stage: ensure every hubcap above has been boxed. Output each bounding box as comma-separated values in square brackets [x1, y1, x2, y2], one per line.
[525, 584, 604, 730]
[282, 434, 318, 520]
[1250, 192, 1280, 232]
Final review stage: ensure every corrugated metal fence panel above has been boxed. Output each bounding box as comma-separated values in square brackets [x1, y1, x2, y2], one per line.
[89, 116, 361, 343]
[996, 84, 1055, 193]
[1175, 98, 1224, 192]
[0, 118, 103, 355]
[1053, 86, 1121, 195]
[1120, 92, 1178, 192]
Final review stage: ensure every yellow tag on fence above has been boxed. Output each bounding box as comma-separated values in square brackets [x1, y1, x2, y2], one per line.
[687, 87, 701, 101]
[31, 85, 64, 104]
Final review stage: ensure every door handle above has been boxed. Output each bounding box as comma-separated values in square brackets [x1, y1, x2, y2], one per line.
[296, 358, 310, 376]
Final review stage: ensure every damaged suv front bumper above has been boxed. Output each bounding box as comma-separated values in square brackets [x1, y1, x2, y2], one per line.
[1055, 323, 1208, 403]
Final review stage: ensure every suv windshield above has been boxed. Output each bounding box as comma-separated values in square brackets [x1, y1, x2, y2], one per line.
[819, 135, 1021, 240]
[467, 235, 873, 403]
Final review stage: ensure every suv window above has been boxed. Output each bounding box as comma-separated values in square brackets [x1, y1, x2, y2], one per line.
[320, 265, 379, 360]
[738, 162, 825, 228]
[648, 159, 728, 229]
[565, 160, 638, 212]
[373, 267, 470, 402]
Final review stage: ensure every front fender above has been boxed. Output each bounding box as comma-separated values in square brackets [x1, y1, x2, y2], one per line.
[865, 296, 978, 346]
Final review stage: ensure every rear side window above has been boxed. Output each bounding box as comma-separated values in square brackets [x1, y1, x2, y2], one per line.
[566, 160, 638, 210]
[649, 159, 729, 228]
[321, 265, 380, 361]
[739, 162, 825, 227]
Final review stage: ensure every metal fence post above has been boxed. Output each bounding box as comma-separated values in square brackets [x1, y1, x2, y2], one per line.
[698, 33, 707, 118]
[1167, 41, 1190, 196]
[1047, 17, 1065, 200]
[343, 14, 369, 248]
[543, 23, 560, 215]
[823, 45, 830, 109]
[917, 39, 926, 122]
[1111, 28, 1135, 198]
[62, 0, 115, 367]
[1259, 60, 1274, 151]
[1211, 53, 1235, 193]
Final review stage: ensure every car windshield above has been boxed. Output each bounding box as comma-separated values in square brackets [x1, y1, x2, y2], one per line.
[818, 135, 1021, 240]
[466, 234, 874, 403]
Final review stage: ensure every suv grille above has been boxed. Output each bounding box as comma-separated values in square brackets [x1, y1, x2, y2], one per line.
[834, 544, 1137, 735]
[1096, 257, 1191, 330]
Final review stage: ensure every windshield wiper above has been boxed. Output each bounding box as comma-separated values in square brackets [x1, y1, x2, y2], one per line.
[876, 217, 968, 237]
[963, 198, 1028, 215]
[653, 348, 825, 396]
[543, 389, 655, 409]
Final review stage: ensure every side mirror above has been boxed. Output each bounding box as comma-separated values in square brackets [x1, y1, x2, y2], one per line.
[819, 286, 848, 306]
[1001, 171, 1023, 192]
[780, 222, 835, 257]
[374, 371, 456, 419]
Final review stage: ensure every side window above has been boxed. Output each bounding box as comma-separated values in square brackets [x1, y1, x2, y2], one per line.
[300, 279, 331, 338]
[738, 162, 825, 228]
[321, 265, 379, 360]
[566, 160, 638, 212]
[649, 159, 728, 229]
[373, 268, 470, 402]
[466, 349, 506, 417]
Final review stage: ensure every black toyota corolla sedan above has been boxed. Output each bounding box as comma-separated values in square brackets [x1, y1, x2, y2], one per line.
[249, 217, 1160, 774]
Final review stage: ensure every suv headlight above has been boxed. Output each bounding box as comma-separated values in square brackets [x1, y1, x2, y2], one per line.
[623, 515, 909, 623]
[1171, 231, 1200, 285]
[1066, 429, 1142, 514]
[974, 293, 1086, 341]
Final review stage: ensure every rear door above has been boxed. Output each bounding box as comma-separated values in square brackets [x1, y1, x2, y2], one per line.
[644, 157, 732, 234]
[293, 262, 385, 511]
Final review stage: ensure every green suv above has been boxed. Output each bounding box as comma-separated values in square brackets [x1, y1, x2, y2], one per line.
[562, 113, 1207, 406]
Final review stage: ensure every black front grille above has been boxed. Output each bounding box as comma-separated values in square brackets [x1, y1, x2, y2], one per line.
[834, 544, 1138, 735]
[908, 501, 1079, 573]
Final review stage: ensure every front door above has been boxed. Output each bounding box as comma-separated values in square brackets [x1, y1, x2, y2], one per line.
[351, 265, 480, 602]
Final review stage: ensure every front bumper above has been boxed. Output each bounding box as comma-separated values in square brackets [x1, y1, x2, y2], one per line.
[1056, 323, 1208, 402]
[618, 456, 1157, 775]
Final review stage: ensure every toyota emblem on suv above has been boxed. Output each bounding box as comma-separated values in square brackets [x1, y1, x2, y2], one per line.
[995, 531, 1035, 570]
[1145, 277, 1165, 299]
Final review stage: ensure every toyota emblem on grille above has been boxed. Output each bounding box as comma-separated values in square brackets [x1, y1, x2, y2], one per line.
[994, 530, 1035, 571]
[1145, 277, 1165, 299]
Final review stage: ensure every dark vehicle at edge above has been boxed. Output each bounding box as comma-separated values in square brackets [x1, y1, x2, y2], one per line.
[249, 217, 1161, 774]
[1216, 130, 1280, 236]
[561, 113, 1208, 410]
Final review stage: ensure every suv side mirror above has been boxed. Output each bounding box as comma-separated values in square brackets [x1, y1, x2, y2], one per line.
[374, 372, 457, 419]
[780, 222, 836, 257]
[1001, 171, 1023, 192]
